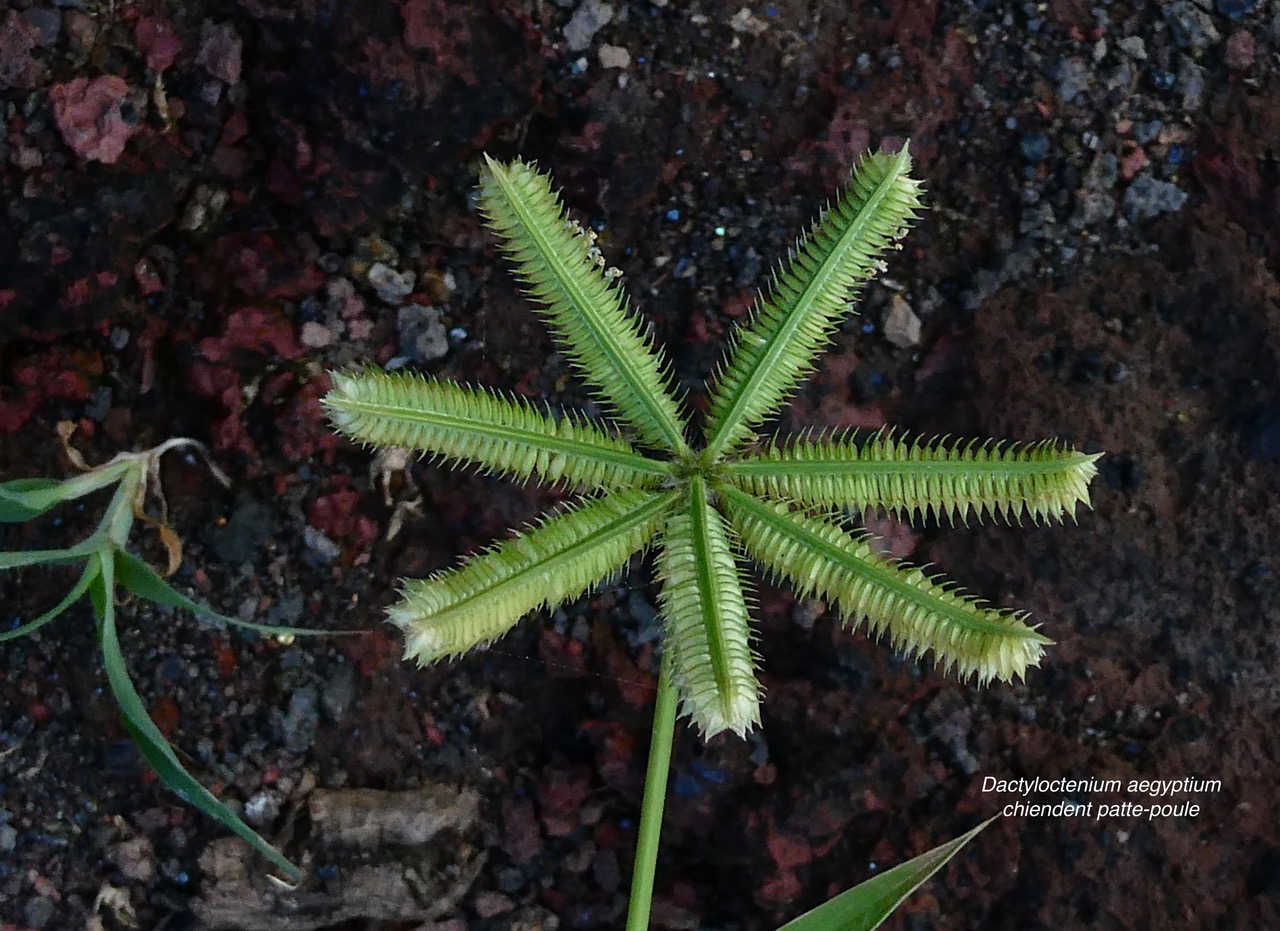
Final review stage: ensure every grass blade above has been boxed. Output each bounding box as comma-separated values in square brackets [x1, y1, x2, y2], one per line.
[0, 537, 104, 570]
[91, 552, 302, 881]
[0, 560, 99, 642]
[777, 818, 995, 931]
[114, 550, 340, 637]
[0, 478, 72, 522]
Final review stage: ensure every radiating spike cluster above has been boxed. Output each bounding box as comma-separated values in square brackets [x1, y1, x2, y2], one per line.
[323, 148, 1105, 745]
[479, 156, 690, 453]
[390, 490, 676, 665]
[324, 369, 668, 492]
[704, 147, 924, 457]
[721, 486, 1050, 684]
[725, 429, 1102, 524]
[656, 478, 761, 738]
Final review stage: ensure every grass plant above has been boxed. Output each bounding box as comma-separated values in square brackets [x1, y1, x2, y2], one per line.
[326, 147, 1101, 927]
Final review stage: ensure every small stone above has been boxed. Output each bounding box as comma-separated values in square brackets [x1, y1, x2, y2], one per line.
[1121, 173, 1188, 222]
[134, 16, 181, 73]
[0, 11, 44, 90]
[1018, 132, 1050, 164]
[243, 790, 282, 827]
[1117, 36, 1147, 59]
[109, 836, 157, 882]
[397, 303, 449, 362]
[598, 43, 630, 68]
[1224, 30, 1254, 70]
[300, 321, 334, 348]
[50, 75, 139, 164]
[85, 385, 113, 421]
[303, 525, 341, 563]
[475, 892, 514, 919]
[196, 21, 242, 84]
[368, 262, 415, 304]
[0, 823, 16, 850]
[1177, 56, 1206, 111]
[1216, 0, 1257, 20]
[321, 663, 355, 721]
[63, 11, 94, 53]
[1163, 1, 1221, 50]
[20, 8, 61, 46]
[12, 146, 42, 169]
[1052, 57, 1090, 105]
[24, 897, 54, 930]
[884, 295, 921, 349]
[563, 0, 614, 52]
[281, 685, 319, 754]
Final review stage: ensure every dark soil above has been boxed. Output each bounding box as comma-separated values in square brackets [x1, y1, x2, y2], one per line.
[2, 1, 1279, 929]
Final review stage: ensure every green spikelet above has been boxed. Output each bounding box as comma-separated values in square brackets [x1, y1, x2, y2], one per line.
[479, 156, 689, 453]
[324, 368, 668, 492]
[391, 490, 677, 664]
[704, 146, 924, 457]
[656, 476, 761, 738]
[725, 429, 1101, 524]
[721, 486, 1050, 684]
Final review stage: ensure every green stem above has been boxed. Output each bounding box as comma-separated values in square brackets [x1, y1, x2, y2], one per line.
[625, 648, 679, 931]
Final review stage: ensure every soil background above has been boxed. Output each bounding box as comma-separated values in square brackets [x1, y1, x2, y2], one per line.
[2, 1, 1279, 929]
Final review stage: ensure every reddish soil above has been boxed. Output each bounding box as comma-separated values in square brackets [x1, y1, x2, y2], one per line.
[2, 1, 1278, 929]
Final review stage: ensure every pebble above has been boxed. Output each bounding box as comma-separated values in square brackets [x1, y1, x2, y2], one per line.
[563, 0, 613, 52]
[1224, 30, 1254, 70]
[368, 262, 415, 304]
[281, 684, 319, 753]
[1121, 173, 1188, 222]
[24, 897, 54, 929]
[1019, 131, 1050, 164]
[243, 790, 282, 827]
[303, 525, 341, 563]
[20, 8, 61, 46]
[1162, 1, 1221, 50]
[598, 43, 630, 69]
[1216, 0, 1257, 19]
[109, 836, 157, 882]
[1052, 57, 1090, 105]
[884, 295, 921, 348]
[300, 321, 335, 348]
[397, 303, 449, 362]
[1117, 36, 1147, 59]
[321, 663, 355, 722]
[1177, 56, 1206, 111]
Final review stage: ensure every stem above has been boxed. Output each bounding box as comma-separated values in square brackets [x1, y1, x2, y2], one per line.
[625, 648, 679, 931]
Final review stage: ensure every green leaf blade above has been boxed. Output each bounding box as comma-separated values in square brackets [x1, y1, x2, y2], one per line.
[114, 550, 337, 637]
[0, 478, 72, 522]
[721, 486, 1050, 684]
[726, 431, 1102, 524]
[91, 553, 302, 881]
[325, 369, 669, 492]
[392, 489, 677, 664]
[777, 817, 995, 931]
[0, 560, 99, 642]
[656, 476, 761, 738]
[0, 537, 103, 570]
[705, 147, 923, 457]
[480, 156, 690, 453]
